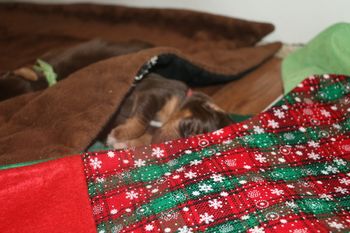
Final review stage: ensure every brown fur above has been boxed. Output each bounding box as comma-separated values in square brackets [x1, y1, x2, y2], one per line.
[107, 75, 233, 148]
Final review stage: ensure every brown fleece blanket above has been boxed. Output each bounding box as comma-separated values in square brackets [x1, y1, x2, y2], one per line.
[0, 3, 281, 165]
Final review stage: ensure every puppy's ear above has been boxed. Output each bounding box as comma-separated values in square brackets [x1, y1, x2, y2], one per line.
[179, 117, 206, 138]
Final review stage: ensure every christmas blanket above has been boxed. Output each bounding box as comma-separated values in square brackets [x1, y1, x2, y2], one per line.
[1, 74, 350, 232]
[81, 74, 350, 233]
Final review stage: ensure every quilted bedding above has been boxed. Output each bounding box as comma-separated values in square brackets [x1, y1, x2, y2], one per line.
[82, 74, 350, 233]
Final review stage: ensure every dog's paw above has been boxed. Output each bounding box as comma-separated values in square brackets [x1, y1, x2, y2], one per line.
[106, 133, 129, 150]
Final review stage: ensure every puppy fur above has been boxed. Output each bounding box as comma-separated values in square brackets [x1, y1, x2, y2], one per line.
[107, 73, 232, 149]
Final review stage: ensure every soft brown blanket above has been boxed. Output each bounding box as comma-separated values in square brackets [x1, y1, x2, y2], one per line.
[0, 3, 281, 165]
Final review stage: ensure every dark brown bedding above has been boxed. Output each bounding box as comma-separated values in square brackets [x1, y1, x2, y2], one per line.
[0, 2, 281, 165]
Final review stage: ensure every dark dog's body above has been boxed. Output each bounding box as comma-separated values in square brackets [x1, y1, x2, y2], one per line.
[1, 39, 232, 147]
[0, 39, 152, 101]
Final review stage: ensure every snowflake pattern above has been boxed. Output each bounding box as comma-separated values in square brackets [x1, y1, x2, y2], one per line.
[339, 178, 350, 185]
[255, 154, 267, 163]
[212, 129, 224, 135]
[134, 159, 146, 167]
[208, 199, 223, 209]
[145, 224, 154, 231]
[125, 191, 139, 200]
[152, 147, 164, 158]
[273, 109, 285, 119]
[271, 188, 284, 196]
[199, 213, 214, 224]
[267, 119, 279, 129]
[253, 126, 265, 134]
[89, 158, 102, 169]
[328, 221, 344, 229]
[248, 226, 265, 233]
[211, 173, 224, 182]
[307, 151, 320, 160]
[199, 184, 213, 193]
[178, 226, 193, 233]
[184, 171, 197, 179]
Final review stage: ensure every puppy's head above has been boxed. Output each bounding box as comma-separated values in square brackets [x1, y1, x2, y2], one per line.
[152, 91, 232, 143]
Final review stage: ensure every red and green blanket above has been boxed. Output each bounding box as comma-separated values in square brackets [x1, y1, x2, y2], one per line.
[2, 74, 350, 232]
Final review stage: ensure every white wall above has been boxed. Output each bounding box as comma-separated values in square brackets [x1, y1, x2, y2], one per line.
[14, 0, 350, 43]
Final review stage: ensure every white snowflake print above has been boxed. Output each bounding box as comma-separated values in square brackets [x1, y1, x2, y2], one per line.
[273, 109, 285, 119]
[224, 159, 237, 167]
[332, 123, 342, 130]
[212, 129, 224, 135]
[307, 140, 319, 148]
[145, 224, 154, 231]
[125, 191, 139, 200]
[96, 177, 105, 183]
[319, 194, 333, 201]
[248, 226, 265, 233]
[192, 191, 200, 196]
[328, 221, 344, 229]
[340, 178, 350, 185]
[307, 151, 320, 160]
[134, 159, 146, 167]
[283, 133, 295, 140]
[208, 199, 223, 209]
[199, 184, 213, 193]
[271, 188, 284, 196]
[178, 226, 193, 233]
[107, 151, 115, 158]
[190, 159, 202, 166]
[199, 212, 214, 224]
[253, 126, 265, 134]
[211, 173, 224, 182]
[220, 191, 229, 197]
[152, 147, 164, 158]
[110, 208, 118, 215]
[320, 109, 331, 117]
[241, 215, 250, 220]
[285, 201, 297, 208]
[90, 158, 102, 169]
[335, 186, 348, 194]
[176, 167, 185, 172]
[267, 119, 279, 129]
[334, 158, 346, 166]
[293, 229, 308, 233]
[184, 171, 197, 179]
[323, 165, 339, 174]
[255, 154, 267, 163]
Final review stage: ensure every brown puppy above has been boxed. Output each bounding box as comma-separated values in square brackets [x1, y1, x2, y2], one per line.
[0, 39, 153, 101]
[106, 73, 232, 149]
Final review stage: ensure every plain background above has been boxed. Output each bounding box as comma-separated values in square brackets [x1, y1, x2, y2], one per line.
[7, 0, 350, 43]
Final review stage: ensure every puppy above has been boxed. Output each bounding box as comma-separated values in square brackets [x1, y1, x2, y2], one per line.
[0, 39, 153, 101]
[106, 73, 232, 149]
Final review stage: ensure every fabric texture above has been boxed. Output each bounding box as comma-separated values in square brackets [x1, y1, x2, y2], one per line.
[0, 2, 281, 166]
[0, 155, 96, 233]
[83, 74, 350, 233]
[282, 23, 350, 93]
